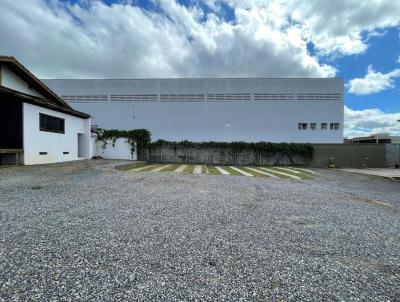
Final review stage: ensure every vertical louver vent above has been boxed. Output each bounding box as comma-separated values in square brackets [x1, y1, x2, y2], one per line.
[253, 94, 295, 101]
[207, 94, 251, 101]
[61, 92, 342, 103]
[160, 94, 205, 102]
[61, 95, 108, 102]
[110, 95, 157, 101]
[297, 94, 341, 101]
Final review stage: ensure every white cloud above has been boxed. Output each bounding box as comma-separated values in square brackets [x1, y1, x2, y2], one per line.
[0, 0, 399, 78]
[229, 0, 400, 56]
[347, 66, 400, 95]
[0, 0, 335, 78]
[344, 106, 400, 138]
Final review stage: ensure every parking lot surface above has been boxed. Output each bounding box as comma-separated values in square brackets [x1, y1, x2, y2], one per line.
[1, 160, 399, 301]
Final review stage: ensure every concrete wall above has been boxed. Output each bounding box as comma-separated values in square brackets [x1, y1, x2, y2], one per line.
[142, 143, 399, 168]
[144, 146, 311, 166]
[1, 66, 43, 97]
[94, 137, 137, 160]
[386, 144, 400, 167]
[44, 78, 344, 143]
[22, 103, 91, 165]
[311, 144, 387, 168]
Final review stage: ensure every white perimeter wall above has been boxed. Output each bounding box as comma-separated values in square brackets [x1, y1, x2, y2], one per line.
[92, 137, 137, 160]
[1, 66, 43, 97]
[23, 103, 91, 165]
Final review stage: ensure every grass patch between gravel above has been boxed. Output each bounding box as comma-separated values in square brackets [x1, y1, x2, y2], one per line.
[206, 165, 222, 175]
[138, 164, 163, 172]
[258, 167, 291, 178]
[183, 165, 195, 173]
[241, 167, 267, 177]
[293, 169, 317, 179]
[161, 164, 181, 172]
[269, 167, 313, 180]
[222, 166, 243, 176]
[116, 162, 148, 171]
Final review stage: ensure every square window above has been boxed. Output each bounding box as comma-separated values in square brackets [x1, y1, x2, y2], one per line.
[321, 123, 327, 130]
[298, 123, 307, 130]
[330, 123, 340, 130]
[310, 123, 316, 130]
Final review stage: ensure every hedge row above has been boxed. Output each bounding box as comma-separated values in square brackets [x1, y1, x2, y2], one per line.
[149, 140, 314, 157]
[96, 129, 314, 158]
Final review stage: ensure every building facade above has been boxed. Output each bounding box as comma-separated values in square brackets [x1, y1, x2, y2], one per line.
[0, 56, 91, 165]
[349, 133, 400, 144]
[44, 78, 344, 143]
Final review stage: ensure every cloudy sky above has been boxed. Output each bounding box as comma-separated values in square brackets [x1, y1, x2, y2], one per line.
[1, 0, 400, 138]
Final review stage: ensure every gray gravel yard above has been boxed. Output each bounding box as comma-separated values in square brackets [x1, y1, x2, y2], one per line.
[1, 160, 399, 301]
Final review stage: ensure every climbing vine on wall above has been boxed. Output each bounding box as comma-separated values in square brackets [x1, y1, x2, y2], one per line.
[95, 130, 313, 163]
[96, 129, 151, 156]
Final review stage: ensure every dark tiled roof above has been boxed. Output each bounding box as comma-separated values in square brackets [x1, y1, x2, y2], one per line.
[0, 85, 90, 119]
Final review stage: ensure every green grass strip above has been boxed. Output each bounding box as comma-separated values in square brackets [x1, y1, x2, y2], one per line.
[117, 162, 148, 171]
[206, 165, 222, 175]
[268, 167, 311, 180]
[271, 167, 313, 179]
[257, 167, 291, 178]
[292, 171, 314, 180]
[290, 168, 316, 178]
[222, 166, 243, 176]
[285, 168, 314, 180]
[241, 167, 267, 177]
[161, 164, 181, 172]
[295, 168, 318, 175]
[183, 165, 195, 173]
[138, 164, 163, 172]
[202, 165, 208, 174]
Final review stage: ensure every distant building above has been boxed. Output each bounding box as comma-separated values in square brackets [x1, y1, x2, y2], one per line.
[44, 78, 344, 143]
[350, 133, 400, 144]
[0, 56, 91, 165]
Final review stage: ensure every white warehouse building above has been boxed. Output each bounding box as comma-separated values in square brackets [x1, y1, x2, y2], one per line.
[44, 78, 344, 143]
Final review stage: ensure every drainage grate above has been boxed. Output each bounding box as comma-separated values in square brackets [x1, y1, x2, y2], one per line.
[390, 177, 400, 182]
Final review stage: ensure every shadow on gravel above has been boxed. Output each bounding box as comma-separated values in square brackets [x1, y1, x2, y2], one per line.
[350, 194, 394, 209]
[115, 162, 147, 171]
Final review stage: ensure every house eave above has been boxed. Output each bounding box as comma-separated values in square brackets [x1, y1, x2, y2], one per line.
[0, 55, 73, 110]
[0, 85, 90, 119]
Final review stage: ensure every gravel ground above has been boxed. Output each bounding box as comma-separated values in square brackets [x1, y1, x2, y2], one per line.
[0, 160, 399, 301]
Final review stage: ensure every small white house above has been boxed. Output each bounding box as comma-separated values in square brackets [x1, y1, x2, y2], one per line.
[0, 55, 91, 165]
